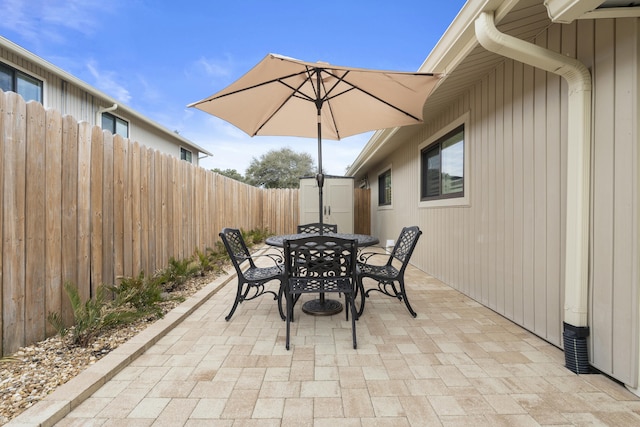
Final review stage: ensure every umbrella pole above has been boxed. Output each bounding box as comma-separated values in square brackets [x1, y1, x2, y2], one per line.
[315, 70, 324, 236]
[316, 108, 324, 235]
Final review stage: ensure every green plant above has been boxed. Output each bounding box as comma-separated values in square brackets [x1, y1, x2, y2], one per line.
[240, 228, 255, 247]
[163, 256, 200, 291]
[108, 271, 164, 318]
[211, 241, 228, 260]
[48, 282, 140, 347]
[194, 247, 213, 276]
[248, 227, 273, 243]
[194, 247, 226, 277]
[237, 227, 272, 249]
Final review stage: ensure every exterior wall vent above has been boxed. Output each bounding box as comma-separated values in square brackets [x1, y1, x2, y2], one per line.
[563, 322, 591, 374]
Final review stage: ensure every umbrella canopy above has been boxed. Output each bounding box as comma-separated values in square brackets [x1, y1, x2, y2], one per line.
[188, 53, 441, 227]
[189, 53, 440, 141]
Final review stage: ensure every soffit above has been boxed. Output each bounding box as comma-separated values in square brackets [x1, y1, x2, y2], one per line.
[422, 0, 550, 119]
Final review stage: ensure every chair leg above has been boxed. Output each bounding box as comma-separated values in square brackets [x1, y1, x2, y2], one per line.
[348, 295, 357, 349]
[225, 281, 245, 321]
[398, 279, 417, 318]
[285, 292, 292, 350]
[355, 277, 366, 318]
[344, 293, 350, 321]
[277, 284, 286, 321]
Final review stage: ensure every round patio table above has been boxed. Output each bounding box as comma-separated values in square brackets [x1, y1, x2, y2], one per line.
[266, 232, 379, 316]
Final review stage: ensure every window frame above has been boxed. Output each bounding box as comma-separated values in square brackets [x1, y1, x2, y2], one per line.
[180, 147, 193, 163]
[377, 167, 392, 208]
[101, 112, 129, 138]
[418, 113, 470, 208]
[0, 61, 44, 103]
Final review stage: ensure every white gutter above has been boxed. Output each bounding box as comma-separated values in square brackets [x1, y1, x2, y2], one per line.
[475, 11, 592, 327]
[544, 0, 603, 23]
[96, 103, 118, 126]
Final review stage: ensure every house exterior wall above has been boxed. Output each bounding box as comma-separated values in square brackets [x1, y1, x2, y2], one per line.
[0, 44, 204, 166]
[363, 18, 639, 387]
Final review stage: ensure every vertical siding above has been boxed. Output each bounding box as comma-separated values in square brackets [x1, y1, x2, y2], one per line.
[590, 18, 639, 386]
[365, 18, 639, 386]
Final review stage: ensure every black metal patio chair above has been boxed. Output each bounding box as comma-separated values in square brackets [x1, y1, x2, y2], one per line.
[283, 235, 358, 350]
[219, 227, 285, 321]
[297, 222, 338, 234]
[356, 226, 422, 318]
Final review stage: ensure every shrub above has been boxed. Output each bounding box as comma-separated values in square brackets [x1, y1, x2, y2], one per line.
[48, 282, 141, 347]
[107, 271, 165, 318]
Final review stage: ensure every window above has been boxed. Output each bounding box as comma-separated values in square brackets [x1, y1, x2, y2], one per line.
[180, 147, 193, 163]
[0, 62, 43, 103]
[101, 112, 129, 138]
[420, 124, 464, 201]
[378, 168, 391, 206]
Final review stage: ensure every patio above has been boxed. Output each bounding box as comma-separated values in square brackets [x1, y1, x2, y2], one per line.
[17, 246, 640, 426]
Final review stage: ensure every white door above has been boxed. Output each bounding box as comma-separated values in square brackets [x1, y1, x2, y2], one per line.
[299, 178, 322, 224]
[299, 177, 354, 233]
[325, 178, 353, 233]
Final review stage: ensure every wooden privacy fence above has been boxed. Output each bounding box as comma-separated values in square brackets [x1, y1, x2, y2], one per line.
[0, 91, 299, 355]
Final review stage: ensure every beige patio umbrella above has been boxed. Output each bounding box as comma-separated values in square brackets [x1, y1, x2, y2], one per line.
[188, 53, 441, 229]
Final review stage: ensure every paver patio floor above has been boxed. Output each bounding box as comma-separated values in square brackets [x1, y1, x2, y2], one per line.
[16, 247, 640, 426]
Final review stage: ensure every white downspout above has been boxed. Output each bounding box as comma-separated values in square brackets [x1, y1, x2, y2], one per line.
[96, 103, 118, 126]
[475, 11, 592, 328]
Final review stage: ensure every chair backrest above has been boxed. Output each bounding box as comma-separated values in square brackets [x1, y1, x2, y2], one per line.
[296, 222, 338, 234]
[389, 226, 422, 269]
[284, 236, 357, 286]
[219, 228, 256, 274]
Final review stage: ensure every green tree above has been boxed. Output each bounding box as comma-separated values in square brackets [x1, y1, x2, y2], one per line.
[212, 168, 246, 183]
[245, 148, 315, 188]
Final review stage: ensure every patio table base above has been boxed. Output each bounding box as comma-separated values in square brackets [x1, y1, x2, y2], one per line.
[302, 298, 343, 316]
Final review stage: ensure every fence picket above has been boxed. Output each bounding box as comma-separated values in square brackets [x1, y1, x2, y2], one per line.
[102, 131, 115, 288]
[113, 135, 125, 283]
[131, 141, 141, 276]
[140, 144, 150, 275]
[77, 122, 92, 302]
[0, 92, 4, 353]
[44, 108, 62, 337]
[3, 93, 27, 354]
[90, 126, 104, 296]
[25, 101, 46, 345]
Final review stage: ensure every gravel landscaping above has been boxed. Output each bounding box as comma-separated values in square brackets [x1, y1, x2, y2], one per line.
[0, 269, 222, 425]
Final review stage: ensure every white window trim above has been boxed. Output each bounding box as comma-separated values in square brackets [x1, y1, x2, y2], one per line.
[0, 60, 46, 105]
[377, 164, 393, 210]
[418, 112, 470, 209]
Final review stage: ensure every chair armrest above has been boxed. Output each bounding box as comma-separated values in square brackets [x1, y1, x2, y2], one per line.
[357, 251, 391, 265]
[253, 252, 284, 267]
[358, 251, 407, 269]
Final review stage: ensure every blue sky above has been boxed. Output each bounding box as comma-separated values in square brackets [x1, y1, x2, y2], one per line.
[1, 0, 466, 175]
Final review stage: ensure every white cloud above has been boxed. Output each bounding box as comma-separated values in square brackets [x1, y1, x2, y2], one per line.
[0, 0, 117, 43]
[86, 60, 132, 104]
[196, 57, 234, 78]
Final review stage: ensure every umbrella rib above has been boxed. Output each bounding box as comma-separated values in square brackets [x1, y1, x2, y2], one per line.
[321, 69, 424, 122]
[203, 70, 310, 101]
[253, 73, 316, 135]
